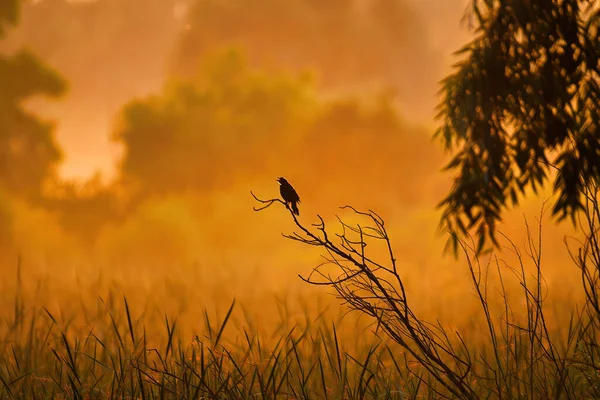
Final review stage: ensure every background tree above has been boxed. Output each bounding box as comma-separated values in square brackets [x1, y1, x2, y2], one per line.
[0, 0, 66, 201]
[113, 49, 314, 199]
[436, 0, 599, 252]
[4, 0, 183, 177]
[113, 48, 442, 213]
[0, 0, 19, 37]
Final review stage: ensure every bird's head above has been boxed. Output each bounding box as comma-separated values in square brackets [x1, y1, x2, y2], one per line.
[277, 177, 288, 185]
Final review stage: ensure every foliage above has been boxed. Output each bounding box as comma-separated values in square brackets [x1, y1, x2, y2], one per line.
[114, 48, 314, 198]
[114, 47, 440, 214]
[0, 0, 19, 38]
[0, 0, 66, 201]
[436, 0, 600, 252]
[42, 175, 122, 244]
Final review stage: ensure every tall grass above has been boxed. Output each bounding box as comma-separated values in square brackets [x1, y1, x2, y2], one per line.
[0, 245, 592, 399]
[1, 281, 420, 399]
[0, 260, 590, 399]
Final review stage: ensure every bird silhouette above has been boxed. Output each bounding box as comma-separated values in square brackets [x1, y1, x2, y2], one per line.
[277, 177, 300, 215]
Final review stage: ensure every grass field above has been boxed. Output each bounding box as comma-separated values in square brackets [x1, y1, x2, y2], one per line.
[1, 201, 598, 399]
[0, 172, 595, 400]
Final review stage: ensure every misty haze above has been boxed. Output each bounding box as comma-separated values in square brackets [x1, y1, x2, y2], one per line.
[0, 0, 597, 398]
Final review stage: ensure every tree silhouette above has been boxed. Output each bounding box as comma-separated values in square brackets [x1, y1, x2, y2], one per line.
[436, 0, 599, 252]
[0, 0, 66, 201]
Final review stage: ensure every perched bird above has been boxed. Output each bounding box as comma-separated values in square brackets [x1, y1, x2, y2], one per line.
[277, 177, 300, 215]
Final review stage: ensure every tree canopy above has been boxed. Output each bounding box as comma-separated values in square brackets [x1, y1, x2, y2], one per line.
[114, 49, 315, 197]
[0, 0, 19, 37]
[114, 48, 441, 212]
[436, 0, 600, 252]
[0, 0, 66, 201]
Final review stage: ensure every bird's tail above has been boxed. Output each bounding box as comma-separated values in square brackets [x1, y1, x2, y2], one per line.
[291, 202, 300, 216]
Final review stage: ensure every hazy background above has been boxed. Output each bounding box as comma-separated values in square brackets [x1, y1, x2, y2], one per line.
[0, 0, 582, 338]
[4, 0, 472, 180]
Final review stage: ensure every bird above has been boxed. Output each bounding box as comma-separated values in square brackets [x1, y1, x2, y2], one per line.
[277, 177, 300, 216]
